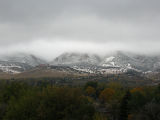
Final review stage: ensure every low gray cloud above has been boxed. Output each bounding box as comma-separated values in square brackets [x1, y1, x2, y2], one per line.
[0, 0, 160, 59]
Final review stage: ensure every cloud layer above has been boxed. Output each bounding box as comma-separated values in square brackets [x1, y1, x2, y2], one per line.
[0, 0, 160, 59]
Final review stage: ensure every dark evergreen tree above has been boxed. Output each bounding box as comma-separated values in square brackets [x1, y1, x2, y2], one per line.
[119, 90, 131, 120]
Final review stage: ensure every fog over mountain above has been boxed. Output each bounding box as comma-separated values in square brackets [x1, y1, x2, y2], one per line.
[0, 0, 160, 60]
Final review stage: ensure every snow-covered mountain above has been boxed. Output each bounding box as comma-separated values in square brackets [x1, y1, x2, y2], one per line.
[0, 61, 32, 74]
[1, 51, 160, 74]
[1, 53, 46, 66]
[0, 53, 46, 73]
[52, 52, 101, 66]
[51, 51, 160, 74]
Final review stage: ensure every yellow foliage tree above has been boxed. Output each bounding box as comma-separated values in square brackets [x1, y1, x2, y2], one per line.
[86, 86, 96, 97]
[130, 87, 144, 94]
[99, 88, 115, 103]
[128, 114, 133, 120]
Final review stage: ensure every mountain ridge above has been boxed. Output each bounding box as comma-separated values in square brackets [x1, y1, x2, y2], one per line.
[0, 53, 46, 73]
[1, 51, 160, 74]
[51, 51, 160, 74]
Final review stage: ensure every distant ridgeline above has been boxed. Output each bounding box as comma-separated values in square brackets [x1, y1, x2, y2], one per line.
[1, 51, 160, 76]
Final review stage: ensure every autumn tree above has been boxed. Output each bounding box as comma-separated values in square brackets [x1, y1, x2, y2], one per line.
[85, 86, 96, 97]
[99, 88, 115, 103]
[129, 87, 146, 112]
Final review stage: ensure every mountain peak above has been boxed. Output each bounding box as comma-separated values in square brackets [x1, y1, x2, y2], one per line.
[52, 52, 101, 65]
[0, 53, 46, 67]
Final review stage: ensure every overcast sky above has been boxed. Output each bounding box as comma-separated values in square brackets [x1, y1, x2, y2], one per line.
[0, 0, 160, 60]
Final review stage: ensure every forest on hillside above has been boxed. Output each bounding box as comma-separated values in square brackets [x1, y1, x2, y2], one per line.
[0, 79, 159, 120]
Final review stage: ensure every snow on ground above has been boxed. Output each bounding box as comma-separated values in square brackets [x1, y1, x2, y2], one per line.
[104, 56, 115, 62]
[0, 64, 22, 74]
